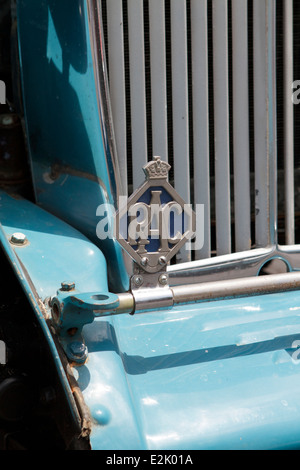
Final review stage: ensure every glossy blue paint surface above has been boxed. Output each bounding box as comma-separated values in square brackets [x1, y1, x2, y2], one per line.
[0, 189, 112, 432]
[0, 189, 110, 426]
[2, 191, 300, 449]
[8, 0, 300, 451]
[77, 291, 300, 450]
[0, 221, 82, 428]
[16, 0, 129, 293]
[0, 191, 109, 297]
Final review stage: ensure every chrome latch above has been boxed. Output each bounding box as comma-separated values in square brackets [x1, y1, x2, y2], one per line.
[50, 282, 120, 363]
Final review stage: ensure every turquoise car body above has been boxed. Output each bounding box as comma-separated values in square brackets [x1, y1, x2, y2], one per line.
[0, 0, 299, 450]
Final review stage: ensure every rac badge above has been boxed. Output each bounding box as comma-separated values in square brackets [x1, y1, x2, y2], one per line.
[115, 156, 196, 274]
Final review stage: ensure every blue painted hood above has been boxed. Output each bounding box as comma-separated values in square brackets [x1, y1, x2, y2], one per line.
[75, 290, 300, 450]
[2, 191, 300, 450]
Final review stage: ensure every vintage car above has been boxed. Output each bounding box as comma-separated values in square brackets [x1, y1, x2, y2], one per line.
[0, 0, 299, 450]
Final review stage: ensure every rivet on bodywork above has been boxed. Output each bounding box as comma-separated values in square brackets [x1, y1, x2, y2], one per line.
[92, 405, 111, 426]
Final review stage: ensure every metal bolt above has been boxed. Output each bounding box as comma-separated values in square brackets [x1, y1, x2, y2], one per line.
[133, 274, 143, 287]
[66, 341, 88, 364]
[61, 281, 75, 291]
[159, 256, 167, 266]
[10, 232, 27, 245]
[159, 273, 168, 286]
[140, 257, 148, 266]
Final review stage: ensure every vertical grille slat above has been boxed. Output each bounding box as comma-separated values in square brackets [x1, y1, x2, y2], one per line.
[212, 0, 231, 256]
[149, 0, 168, 163]
[102, 0, 299, 269]
[127, 0, 148, 190]
[232, 0, 251, 253]
[253, 0, 277, 248]
[191, 0, 211, 260]
[170, 0, 191, 262]
[106, 0, 127, 196]
[283, 0, 295, 245]
[170, 2, 190, 201]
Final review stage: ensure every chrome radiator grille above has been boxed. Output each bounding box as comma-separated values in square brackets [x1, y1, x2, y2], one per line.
[101, 0, 299, 268]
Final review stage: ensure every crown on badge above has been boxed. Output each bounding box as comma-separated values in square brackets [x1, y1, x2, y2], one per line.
[143, 156, 171, 180]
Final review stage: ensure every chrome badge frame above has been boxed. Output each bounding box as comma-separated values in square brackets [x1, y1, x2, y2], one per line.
[115, 156, 196, 276]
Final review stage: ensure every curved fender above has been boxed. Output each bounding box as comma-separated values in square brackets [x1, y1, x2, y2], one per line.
[0, 190, 110, 441]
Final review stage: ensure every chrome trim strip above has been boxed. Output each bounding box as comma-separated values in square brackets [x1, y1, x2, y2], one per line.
[284, 0, 295, 245]
[171, 271, 300, 305]
[86, 0, 123, 203]
[168, 246, 300, 286]
[168, 247, 273, 286]
[113, 270, 300, 315]
[86, 0, 133, 293]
